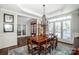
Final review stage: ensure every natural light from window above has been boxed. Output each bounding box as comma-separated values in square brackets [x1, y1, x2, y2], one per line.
[48, 15, 71, 40]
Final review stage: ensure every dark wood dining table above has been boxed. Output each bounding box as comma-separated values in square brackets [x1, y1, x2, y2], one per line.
[30, 35, 48, 49]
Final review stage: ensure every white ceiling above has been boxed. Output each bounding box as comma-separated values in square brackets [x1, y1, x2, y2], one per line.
[18, 4, 64, 16]
[0, 4, 79, 19]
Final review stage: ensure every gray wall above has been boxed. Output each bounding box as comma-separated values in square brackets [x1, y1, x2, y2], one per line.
[72, 13, 79, 47]
[0, 9, 17, 49]
[72, 13, 79, 33]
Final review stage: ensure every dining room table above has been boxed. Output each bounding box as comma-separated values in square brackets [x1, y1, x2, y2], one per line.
[30, 35, 48, 49]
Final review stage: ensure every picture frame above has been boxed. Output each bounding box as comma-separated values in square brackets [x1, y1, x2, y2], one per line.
[3, 23, 14, 32]
[4, 13, 14, 23]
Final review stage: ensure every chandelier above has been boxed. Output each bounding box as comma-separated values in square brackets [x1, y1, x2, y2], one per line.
[41, 4, 48, 35]
[41, 4, 48, 26]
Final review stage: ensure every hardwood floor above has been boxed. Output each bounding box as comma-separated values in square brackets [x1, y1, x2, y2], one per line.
[0, 48, 8, 55]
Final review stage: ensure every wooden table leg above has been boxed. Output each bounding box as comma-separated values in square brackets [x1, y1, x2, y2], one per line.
[45, 39, 48, 50]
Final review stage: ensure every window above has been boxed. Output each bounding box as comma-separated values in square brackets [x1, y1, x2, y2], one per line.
[55, 22, 61, 38]
[22, 24, 26, 35]
[17, 24, 26, 36]
[63, 20, 71, 39]
[48, 23, 54, 34]
[48, 15, 71, 40]
[17, 24, 21, 35]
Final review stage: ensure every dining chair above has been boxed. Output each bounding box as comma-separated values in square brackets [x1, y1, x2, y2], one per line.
[27, 38, 33, 54]
[46, 34, 58, 54]
[53, 35, 58, 49]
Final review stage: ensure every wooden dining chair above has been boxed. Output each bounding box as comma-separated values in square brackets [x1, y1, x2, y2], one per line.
[27, 38, 33, 54]
[46, 39, 54, 54]
[53, 35, 58, 49]
[49, 34, 58, 49]
[45, 34, 58, 54]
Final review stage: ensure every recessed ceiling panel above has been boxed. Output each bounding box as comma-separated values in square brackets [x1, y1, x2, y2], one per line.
[18, 4, 64, 15]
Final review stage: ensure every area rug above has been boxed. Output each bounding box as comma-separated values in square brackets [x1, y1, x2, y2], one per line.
[8, 43, 73, 55]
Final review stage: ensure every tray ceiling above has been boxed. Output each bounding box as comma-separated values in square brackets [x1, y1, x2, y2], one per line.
[0, 4, 79, 19]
